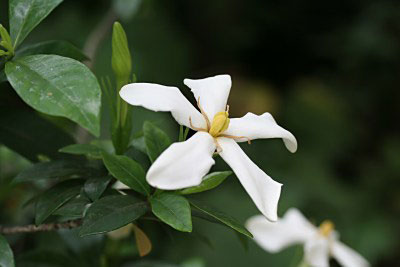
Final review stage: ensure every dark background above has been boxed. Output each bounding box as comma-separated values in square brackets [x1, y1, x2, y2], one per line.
[1, 0, 399, 266]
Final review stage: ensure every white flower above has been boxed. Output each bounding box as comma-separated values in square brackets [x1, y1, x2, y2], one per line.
[120, 74, 297, 221]
[246, 208, 370, 267]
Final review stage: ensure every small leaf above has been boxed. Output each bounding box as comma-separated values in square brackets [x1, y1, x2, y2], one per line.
[16, 40, 88, 61]
[143, 121, 171, 162]
[9, 0, 63, 48]
[59, 144, 103, 159]
[84, 176, 111, 201]
[14, 159, 101, 184]
[102, 152, 150, 196]
[150, 193, 192, 232]
[35, 179, 83, 225]
[79, 195, 148, 236]
[190, 200, 252, 238]
[52, 195, 90, 218]
[5, 55, 102, 136]
[0, 235, 15, 267]
[133, 224, 152, 257]
[178, 171, 232, 195]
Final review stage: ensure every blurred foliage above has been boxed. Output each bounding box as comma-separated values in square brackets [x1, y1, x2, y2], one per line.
[1, 0, 399, 266]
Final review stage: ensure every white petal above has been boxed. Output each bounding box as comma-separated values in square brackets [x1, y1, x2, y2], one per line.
[184, 74, 231, 120]
[331, 241, 370, 267]
[224, 112, 297, 153]
[218, 137, 282, 221]
[304, 237, 330, 267]
[246, 208, 317, 252]
[120, 83, 206, 129]
[146, 132, 216, 189]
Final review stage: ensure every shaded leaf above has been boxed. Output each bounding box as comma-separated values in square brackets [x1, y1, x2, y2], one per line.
[53, 195, 90, 218]
[190, 200, 252, 238]
[5, 55, 101, 136]
[9, 0, 63, 48]
[79, 195, 148, 236]
[0, 69, 6, 83]
[0, 235, 15, 267]
[131, 135, 147, 154]
[16, 250, 79, 267]
[150, 193, 192, 232]
[35, 179, 83, 225]
[133, 224, 152, 257]
[178, 171, 232, 195]
[143, 121, 171, 162]
[84, 176, 111, 201]
[102, 152, 150, 196]
[59, 143, 103, 159]
[16, 40, 87, 61]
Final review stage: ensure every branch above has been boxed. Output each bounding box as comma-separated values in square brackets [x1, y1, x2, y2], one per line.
[0, 220, 82, 235]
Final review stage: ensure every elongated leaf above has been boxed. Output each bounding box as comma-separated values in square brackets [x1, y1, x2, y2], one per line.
[9, 0, 63, 48]
[102, 152, 150, 196]
[143, 121, 171, 162]
[0, 235, 15, 267]
[84, 176, 111, 201]
[150, 193, 192, 232]
[0, 109, 74, 162]
[59, 144, 103, 159]
[178, 171, 232, 195]
[14, 159, 101, 183]
[35, 179, 83, 225]
[190, 200, 252, 238]
[52, 195, 90, 218]
[16, 40, 87, 61]
[5, 55, 101, 136]
[79, 195, 148, 236]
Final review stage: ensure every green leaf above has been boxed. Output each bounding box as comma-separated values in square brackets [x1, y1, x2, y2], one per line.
[235, 231, 250, 251]
[143, 121, 171, 162]
[14, 159, 101, 183]
[190, 200, 252, 238]
[16, 40, 88, 61]
[178, 171, 232, 195]
[112, 22, 131, 82]
[5, 55, 102, 136]
[52, 195, 90, 218]
[35, 179, 83, 225]
[131, 135, 147, 154]
[0, 109, 74, 162]
[150, 193, 192, 232]
[0, 235, 15, 267]
[102, 152, 150, 196]
[9, 0, 63, 48]
[59, 143, 103, 159]
[0, 69, 6, 83]
[84, 176, 111, 201]
[79, 195, 148, 236]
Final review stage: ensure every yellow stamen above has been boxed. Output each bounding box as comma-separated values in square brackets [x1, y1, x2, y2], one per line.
[319, 220, 334, 237]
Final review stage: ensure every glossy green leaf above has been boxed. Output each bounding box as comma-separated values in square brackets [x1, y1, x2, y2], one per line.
[79, 195, 148, 236]
[84, 176, 111, 201]
[35, 179, 83, 225]
[178, 171, 232, 195]
[9, 0, 63, 48]
[16, 40, 88, 61]
[150, 193, 192, 232]
[59, 143, 103, 159]
[190, 200, 252, 238]
[52, 195, 90, 218]
[5, 55, 101, 136]
[102, 152, 150, 196]
[0, 109, 74, 162]
[0, 235, 15, 267]
[14, 159, 101, 183]
[143, 121, 171, 162]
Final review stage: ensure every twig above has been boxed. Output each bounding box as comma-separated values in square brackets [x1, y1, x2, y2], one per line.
[0, 220, 82, 235]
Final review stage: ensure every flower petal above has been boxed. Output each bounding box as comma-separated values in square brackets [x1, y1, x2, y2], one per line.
[331, 241, 370, 267]
[120, 83, 206, 129]
[146, 132, 216, 189]
[218, 137, 282, 221]
[184, 74, 232, 120]
[245, 208, 317, 252]
[224, 112, 297, 153]
[304, 237, 330, 267]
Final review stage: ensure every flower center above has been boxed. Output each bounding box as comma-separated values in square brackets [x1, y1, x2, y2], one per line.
[318, 220, 334, 237]
[209, 110, 230, 137]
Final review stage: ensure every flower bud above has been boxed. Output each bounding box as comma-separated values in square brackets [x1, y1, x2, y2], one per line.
[111, 22, 132, 83]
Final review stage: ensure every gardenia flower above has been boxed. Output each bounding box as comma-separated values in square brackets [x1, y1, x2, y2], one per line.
[246, 208, 370, 267]
[120, 74, 297, 221]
